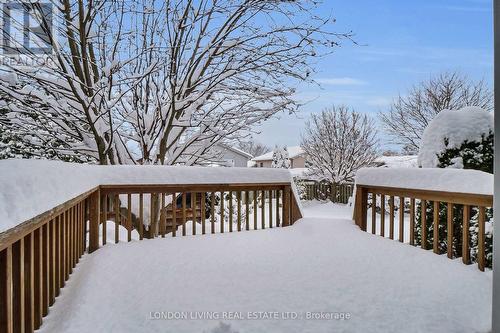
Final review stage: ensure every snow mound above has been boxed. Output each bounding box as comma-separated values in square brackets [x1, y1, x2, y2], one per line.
[374, 155, 417, 168]
[0, 159, 296, 233]
[418, 107, 493, 168]
[355, 167, 493, 195]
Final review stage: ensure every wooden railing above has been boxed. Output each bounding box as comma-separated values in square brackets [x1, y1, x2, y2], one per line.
[303, 181, 354, 203]
[0, 182, 302, 333]
[353, 184, 493, 271]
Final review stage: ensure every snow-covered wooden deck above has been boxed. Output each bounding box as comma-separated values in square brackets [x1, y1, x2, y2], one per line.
[38, 202, 491, 333]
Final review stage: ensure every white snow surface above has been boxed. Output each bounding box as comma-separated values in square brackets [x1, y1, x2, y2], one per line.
[0, 159, 295, 233]
[39, 202, 492, 333]
[418, 107, 493, 168]
[374, 155, 418, 168]
[252, 146, 304, 161]
[356, 167, 493, 195]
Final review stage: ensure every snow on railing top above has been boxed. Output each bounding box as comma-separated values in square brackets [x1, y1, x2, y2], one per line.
[0, 159, 294, 233]
[355, 167, 493, 196]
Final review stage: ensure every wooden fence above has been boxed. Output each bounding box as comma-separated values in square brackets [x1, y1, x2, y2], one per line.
[303, 181, 354, 204]
[353, 184, 493, 271]
[0, 182, 302, 333]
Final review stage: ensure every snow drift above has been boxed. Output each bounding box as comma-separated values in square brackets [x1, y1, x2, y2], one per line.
[418, 107, 493, 168]
[355, 167, 493, 195]
[0, 159, 298, 233]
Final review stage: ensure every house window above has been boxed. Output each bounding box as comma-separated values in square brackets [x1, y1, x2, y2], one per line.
[260, 162, 263, 167]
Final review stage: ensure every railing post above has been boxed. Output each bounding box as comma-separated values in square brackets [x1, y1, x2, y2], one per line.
[354, 185, 368, 231]
[88, 189, 100, 253]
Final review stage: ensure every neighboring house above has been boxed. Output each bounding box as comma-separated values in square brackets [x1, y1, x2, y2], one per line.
[209, 143, 253, 167]
[252, 146, 306, 168]
[374, 155, 418, 168]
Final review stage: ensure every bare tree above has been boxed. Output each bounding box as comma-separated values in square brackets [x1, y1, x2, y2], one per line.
[301, 105, 378, 183]
[238, 139, 269, 157]
[379, 72, 492, 154]
[0, 0, 352, 165]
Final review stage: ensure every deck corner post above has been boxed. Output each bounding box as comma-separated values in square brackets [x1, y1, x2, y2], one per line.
[88, 189, 101, 253]
[354, 185, 368, 231]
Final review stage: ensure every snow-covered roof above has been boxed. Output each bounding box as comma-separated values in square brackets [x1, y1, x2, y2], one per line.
[0, 159, 295, 233]
[356, 167, 493, 195]
[374, 155, 418, 168]
[216, 143, 253, 159]
[252, 146, 304, 161]
[418, 107, 493, 168]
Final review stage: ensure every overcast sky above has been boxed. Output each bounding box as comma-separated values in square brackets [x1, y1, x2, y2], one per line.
[252, 0, 493, 152]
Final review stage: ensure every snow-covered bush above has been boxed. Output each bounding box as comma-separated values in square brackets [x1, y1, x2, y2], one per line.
[293, 178, 308, 201]
[416, 106, 493, 267]
[271, 146, 291, 168]
[418, 107, 493, 169]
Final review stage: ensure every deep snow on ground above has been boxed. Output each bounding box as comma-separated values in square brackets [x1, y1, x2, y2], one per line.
[40, 201, 491, 333]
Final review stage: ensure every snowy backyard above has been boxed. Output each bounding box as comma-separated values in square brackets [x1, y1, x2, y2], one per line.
[36, 201, 492, 333]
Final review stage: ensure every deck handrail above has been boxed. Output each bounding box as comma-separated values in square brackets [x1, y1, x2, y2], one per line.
[354, 183, 493, 272]
[0, 180, 302, 333]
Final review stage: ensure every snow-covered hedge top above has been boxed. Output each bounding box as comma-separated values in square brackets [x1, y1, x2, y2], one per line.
[418, 107, 493, 168]
[355, 168, 493, 196]
[0, 159, 294, 233]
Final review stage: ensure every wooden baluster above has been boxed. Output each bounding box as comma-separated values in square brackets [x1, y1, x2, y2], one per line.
[72, 206, 76, 268]
[462, 205, 470, 264]
[389, 196, 395, 239]
[371, 193, 376, 234]
[83, 200, 88, 253]
[237, 192, 242, 231]
[275, 190, 280, 227]
[399, 197, 405, 242]
[228, 191, 233, 232]
[409, 198, 415, 245]
[139, 193, 144, 240]
[161, 193, 166, 237]
[34, 228, 42, 329]
[182, 193, 187, 236]
[253, 190, 258, 229]
[79, 204, 82, 255]
[127, 194, 132, 242]
[201, 193, 206, 235]
[42, 223, 49, 316]
[478, 206, 485, 271]
[114, 194, 120, 243]
[172, 193, 177, 237]
[102, 195, 107, 245]
[380, 194, 385, 237]
[421, 200, 427, 250]
[283, 186, 290, 227]
[210, 192, 215, 234]
[12, 239, 24, 333]
[245, 191, 250, 231]
[447, 203, 453, 259]
[50, 219, 56, 305]
[261, 190, 265, 229]
[433, 201, 440, 253]
[150, 193, 156, 237]
[0, 246, 13, 333]
[220, 191, 225, 233]
[24, 233, 34, 333]
[268, 190, 273, 228]
[63, 212, 68, 283]
[192, 193, 197, 236]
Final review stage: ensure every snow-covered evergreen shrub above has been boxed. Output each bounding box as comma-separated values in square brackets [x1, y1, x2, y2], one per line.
[294, 178, 308, 201]
[416, 107, 493, 267]
[271, 146, 290, 168]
